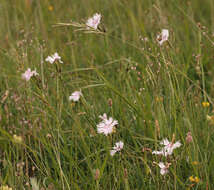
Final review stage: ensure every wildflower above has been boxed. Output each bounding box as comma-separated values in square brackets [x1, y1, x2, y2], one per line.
[13, 135, 22, 143]
[0, 185, 12, 190]
[69, 91, 82, 102]
[157, 29, 169, 45]
[110, 141, 124, 156]
[97, 113, 118, 136]
[45, 52, 63, 64]
[202, 101, 210, 107]
[48, 5, 53, 11]
[186, 131, 193, 144]
[189, 176, 194, 182]
[22, 68, 39, 81]
[158, 162, 169, 175]
[192, 161, 199, 166]
[152, 138, 181, 156]
[194, 177, 200, 183]
[189, 176, 200, 183]
[86, 13, 101, 30]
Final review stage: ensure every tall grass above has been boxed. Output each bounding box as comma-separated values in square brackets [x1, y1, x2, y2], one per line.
[0, 0, 214, 189]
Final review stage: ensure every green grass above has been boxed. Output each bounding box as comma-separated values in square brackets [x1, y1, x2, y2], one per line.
[0, 0, 214, 189]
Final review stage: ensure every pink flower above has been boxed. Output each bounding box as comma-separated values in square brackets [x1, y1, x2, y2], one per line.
[157, 29, 169, 45]
[86, 13, 101, 30]
[158, 162, 169, 175]
[110, 141, 124, 156]
[152, 138, 181, 156]
[22, 68, 39, 81]
[45, 52, 63, 64]
[69, 91, 82, 102]
[97, 113, 118, 136]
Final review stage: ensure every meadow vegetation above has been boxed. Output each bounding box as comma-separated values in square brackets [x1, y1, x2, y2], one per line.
[0, 0, 214, 189]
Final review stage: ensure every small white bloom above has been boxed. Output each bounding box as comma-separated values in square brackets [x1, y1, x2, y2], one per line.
[160, 138, 170, 146]
[110, 141, 124, 156]
[69, 91, 82, 102]
[45, 52, 63, 64]
[99, 113, 107, 120]
[157, 29, 169, 45]
[22, 68, 39, 81]
[86, 13, 101, 30]
[158, 162, 168, 175]
[152, 138, 181, 157]
[97, 113, 118, 136]
[152, 150, 164, 155]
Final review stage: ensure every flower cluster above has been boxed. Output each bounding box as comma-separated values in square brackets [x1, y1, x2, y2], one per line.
[86, 13, 101, 30]
[189, 176, 200, 183]
[22, 68, 39, 81]
[69, 91, 82, 102]
[152, 138, 181, 175]
[96, 113, 123, 156]
[202, 101, 210, 107]
[157, 29, 169, 45]
[45, 52, 63, 64]
[97, 113, 118, 136]
[110, 141, 124, 156]
[158, 162, 170, 175]
[152, 138, 181, 157]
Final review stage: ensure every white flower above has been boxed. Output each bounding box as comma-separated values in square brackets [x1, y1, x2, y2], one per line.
[157, 29, 169, 45]
[97, 113, 118, 136]
[99, 113, 107, 120]
[22, 68, 39, 81]
[69, 91, 82, 102]
[86, 13, 101, 30]
[152, 138, 181, 157]
[110, 141, 124, 156]
[158, 162, 169, 175]
[160, 138, 170, 146]
[45, 52, 63, 64]
[152, 150, 164, 155]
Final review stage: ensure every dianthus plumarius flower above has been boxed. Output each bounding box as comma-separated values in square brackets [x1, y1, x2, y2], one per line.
[45, 52, 63, 64]
[69, 91, 82, 102]
[22, 68, 39, 81]
[152, 138, 181, 156]
[97, 113, 118, 135]
[86, 13, 101, 30]
[110, 141, 124, 156]
[158, 162, 170, 175]
[157, 29, 169, 45]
